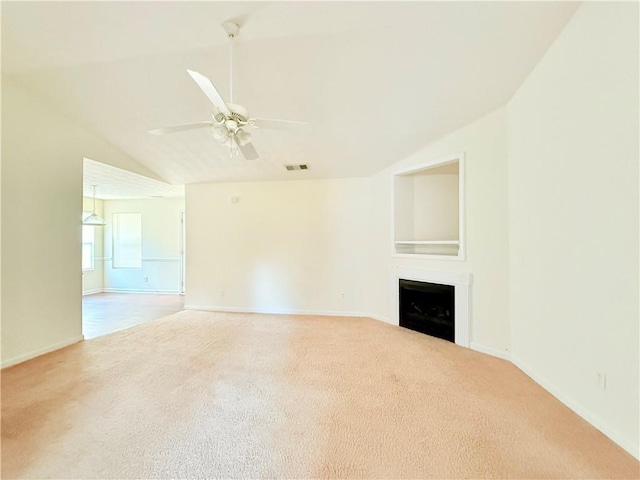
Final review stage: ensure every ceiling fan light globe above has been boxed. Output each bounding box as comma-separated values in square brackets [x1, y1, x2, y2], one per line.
[212, 125, 228, 143]
[236, 129, 251, 146]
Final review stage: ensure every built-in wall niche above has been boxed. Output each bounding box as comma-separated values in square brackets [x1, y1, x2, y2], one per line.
[393, 153, 465, 259]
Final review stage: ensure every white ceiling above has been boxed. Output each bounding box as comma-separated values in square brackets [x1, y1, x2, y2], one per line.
[3, 1, 578, 187]
[83, 158, 184, 200]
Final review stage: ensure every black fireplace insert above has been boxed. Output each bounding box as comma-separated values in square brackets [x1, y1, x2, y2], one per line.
[399, 279, 455, 342]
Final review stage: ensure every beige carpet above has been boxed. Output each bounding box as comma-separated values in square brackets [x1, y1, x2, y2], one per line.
[2, 311, 638, 479]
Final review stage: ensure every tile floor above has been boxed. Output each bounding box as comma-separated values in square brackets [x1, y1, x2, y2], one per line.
[82, 293, 184, 339]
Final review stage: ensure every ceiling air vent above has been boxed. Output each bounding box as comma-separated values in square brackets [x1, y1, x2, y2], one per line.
[285, 164, 309, 171]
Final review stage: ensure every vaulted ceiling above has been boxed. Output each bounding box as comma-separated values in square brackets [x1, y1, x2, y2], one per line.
[2, 1, 578, 186]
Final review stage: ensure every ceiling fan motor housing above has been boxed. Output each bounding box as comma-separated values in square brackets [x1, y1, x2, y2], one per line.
[214, 103, 249, 124]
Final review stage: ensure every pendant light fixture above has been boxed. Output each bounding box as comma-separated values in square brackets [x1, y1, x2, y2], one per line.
[82, 185, 106, 226]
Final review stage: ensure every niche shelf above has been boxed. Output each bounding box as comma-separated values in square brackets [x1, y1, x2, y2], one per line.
[392, 153, 465, 259]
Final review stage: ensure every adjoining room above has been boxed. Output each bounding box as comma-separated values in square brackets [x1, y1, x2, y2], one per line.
[81, 159, 185, 338]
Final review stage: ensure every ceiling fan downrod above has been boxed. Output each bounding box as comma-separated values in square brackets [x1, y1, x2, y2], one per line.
[222, 21, 239, 104]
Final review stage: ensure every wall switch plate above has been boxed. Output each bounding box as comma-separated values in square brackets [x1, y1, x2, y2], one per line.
[597, 372, 607, 390]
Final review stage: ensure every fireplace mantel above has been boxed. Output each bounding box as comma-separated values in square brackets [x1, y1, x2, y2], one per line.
[393, 267, 471, 347]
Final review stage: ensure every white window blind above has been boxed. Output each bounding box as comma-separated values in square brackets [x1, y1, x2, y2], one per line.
[112, 213, 142, 268]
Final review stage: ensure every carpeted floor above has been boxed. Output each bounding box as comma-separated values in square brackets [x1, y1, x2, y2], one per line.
[2, 311, 638, 479]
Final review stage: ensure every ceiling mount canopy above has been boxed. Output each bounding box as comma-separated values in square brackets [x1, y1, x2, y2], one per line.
[148, 20, 311, 161]
[83, 185, 106, 226]
[221, 20, 239, 39]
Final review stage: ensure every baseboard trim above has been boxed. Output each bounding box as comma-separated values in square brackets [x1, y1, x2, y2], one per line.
[512, 355, 639, 460]
[82, 288, 103, 296]
[470, 342, 510, 360]
[184, 305, 369, 318]
[1, 335, 85, 369]
[365, 314, 393, 325]
[103, 288, 181, 295]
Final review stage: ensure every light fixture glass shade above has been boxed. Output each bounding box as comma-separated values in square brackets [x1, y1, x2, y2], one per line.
[211, 124, 251, 150]
[84, 184, 106, 226]
[83, 212, 106, 226]
[212, 124, 230, 143]
[236, 128, 251, 146]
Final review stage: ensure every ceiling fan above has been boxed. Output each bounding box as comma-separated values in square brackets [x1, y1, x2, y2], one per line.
[148, 21, 310, 161]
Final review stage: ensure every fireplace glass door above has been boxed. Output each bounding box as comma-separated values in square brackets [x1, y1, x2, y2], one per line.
[399, 279, 455, 342]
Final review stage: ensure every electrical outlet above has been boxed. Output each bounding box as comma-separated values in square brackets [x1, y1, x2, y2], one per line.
[220, 289, 225, 297]
[597, 372, 607, 390]
[341, 292, 345, 299]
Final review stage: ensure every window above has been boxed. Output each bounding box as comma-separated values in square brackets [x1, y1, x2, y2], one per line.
[82, 219, 95, 271]
[112, 213, 142, 268]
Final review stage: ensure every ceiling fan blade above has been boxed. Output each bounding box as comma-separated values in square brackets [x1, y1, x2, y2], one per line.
[187, 69, 231, 116]
[148, 121, 212, 135]
[236, 138, 259, 160]
[252, 118, 312, 133]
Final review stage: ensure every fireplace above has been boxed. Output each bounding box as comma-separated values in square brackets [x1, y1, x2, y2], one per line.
[393, 267, 470, 347]
[399, 279, 455, 342]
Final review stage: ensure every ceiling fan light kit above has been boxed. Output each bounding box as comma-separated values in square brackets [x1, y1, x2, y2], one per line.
[148, 21, 311, 161]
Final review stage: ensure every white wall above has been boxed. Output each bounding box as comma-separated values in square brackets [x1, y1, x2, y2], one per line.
[82, 196, 105, 295]
[508, 2, 639, 458]
[185, 122, 509, 353]
[367, 108, 510, 355]
[103, 198, 184, 294]
[1, 79, 160, 367]
[185, 179, 370, 315]
[413, 173, 459, 241]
